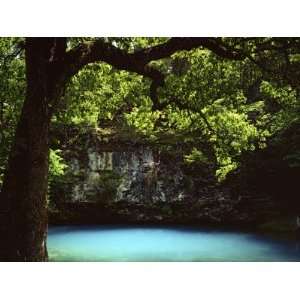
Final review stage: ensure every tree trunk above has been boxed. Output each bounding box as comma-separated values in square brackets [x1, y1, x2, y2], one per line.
[0, 38, 66, 261]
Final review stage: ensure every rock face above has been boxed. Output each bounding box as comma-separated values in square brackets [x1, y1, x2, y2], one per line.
[66, 146, 185, 204]
[49, 127, 259, 227]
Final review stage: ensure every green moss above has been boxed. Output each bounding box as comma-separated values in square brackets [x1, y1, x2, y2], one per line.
[161, 205, 173, 215]
[257, 216, 297, 233]
[91, 170, 122, 202]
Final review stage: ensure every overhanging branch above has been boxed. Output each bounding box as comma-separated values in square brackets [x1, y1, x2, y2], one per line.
[64, 37, 245, 103]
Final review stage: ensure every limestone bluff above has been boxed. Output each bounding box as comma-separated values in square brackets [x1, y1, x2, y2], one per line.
[49, 125, 275, 227]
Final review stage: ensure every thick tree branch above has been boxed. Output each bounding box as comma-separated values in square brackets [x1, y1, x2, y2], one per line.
[133, 37, 244, 63]
[65, 37, 243, 76]
[63, 38, 244, 105]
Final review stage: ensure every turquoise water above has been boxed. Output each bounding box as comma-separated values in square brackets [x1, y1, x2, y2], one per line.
[48, 225, 300, 262]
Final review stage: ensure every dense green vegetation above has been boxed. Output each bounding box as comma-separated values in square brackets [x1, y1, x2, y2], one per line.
[0, 38, 25, 183]
[1, 38, 299, 185]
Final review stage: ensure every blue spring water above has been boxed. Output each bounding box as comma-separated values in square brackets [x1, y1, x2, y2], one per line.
[47, 225, 300, 262]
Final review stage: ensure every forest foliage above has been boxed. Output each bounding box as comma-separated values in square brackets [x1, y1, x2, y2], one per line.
[0, 37, 299, 186]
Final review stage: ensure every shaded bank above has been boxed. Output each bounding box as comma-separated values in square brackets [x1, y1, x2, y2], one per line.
[49, 125, 296, 233]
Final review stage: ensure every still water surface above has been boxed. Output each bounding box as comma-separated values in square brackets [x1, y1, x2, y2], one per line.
[48, 225, 300, 261]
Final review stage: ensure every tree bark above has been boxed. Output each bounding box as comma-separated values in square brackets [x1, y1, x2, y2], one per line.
[0, 38, 66, 261]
